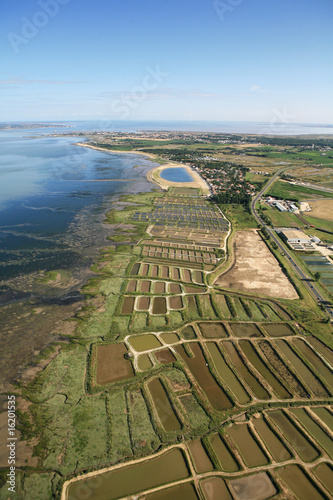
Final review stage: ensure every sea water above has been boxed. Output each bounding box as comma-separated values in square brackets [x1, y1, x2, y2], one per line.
[0, 130, 156, 288]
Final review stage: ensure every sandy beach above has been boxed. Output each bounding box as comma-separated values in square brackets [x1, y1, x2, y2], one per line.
[75, 142, 210, 195]
[147, 163, 210, 194]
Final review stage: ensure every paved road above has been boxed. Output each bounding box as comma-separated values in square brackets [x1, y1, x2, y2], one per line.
[251, 170, 333, 320]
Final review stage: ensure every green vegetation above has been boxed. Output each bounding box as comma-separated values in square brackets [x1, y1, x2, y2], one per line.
[10, 134, 333, 500]
[127, 389, 160, 454]
[218, 204, 258, 229]
[263, 207, 304, 228]
[267, 180, 333, 201]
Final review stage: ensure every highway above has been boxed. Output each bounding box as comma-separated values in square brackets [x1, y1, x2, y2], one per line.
[251, 169, 333, 320]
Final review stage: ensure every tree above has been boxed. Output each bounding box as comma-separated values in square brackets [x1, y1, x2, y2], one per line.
[314, 272, 321, 281]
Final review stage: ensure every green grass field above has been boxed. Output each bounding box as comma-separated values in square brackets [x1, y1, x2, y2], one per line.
[219, 204, 258, 229]
[267, 180, 333, 201]
[264, 208, 304, 228]
[302, 216, 333, 232]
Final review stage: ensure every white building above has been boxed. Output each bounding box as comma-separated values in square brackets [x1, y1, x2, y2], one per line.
[281, 230, 311, 244]
[275, 202, 287, 212]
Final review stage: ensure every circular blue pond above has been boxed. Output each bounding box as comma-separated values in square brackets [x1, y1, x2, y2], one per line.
[160, 167, 194, 183]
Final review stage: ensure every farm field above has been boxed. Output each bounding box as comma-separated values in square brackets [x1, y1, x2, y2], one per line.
[300, 198, 333, 222]
[8, 177, 333, 500]
[267, 180, 333, 201]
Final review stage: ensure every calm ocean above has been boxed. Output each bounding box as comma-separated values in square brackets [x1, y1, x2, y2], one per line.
[0, 129, 157, 290]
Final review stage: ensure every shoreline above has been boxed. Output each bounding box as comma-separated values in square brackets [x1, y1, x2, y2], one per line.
[75, 141, 210, 195]
[74, 142, 158, 160]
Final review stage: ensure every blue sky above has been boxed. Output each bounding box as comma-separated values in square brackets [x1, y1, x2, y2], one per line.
[1, 0, 332, 123]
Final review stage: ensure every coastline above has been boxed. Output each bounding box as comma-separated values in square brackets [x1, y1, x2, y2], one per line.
[74, 142, 158, 160]
[75, 141, 210, 195]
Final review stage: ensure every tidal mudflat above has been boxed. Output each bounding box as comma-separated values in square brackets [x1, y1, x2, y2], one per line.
[0, 132, 157, 386]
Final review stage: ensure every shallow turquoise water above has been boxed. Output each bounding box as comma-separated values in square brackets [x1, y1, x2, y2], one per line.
[160, 167, 194, 183]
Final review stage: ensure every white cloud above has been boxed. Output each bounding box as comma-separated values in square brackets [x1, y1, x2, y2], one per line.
[250, 84, 269, 93]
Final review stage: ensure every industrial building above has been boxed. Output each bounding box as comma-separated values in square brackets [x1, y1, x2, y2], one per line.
[280, 229, 314, 251]
[275, 202, 287, 212]
[281, 230, 311, 244]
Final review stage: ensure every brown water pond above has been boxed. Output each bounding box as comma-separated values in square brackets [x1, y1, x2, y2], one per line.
[207, 342, 250, 404]
[181, 325, 197, 340]
[223, 342, 270, 400]
[290, 408, 333, 458]
[276, 340, 329, 398]
[154, 282, 166, 294]
[226, 424, 268, 468]
[307, 337, 333, 366]
[129, 334, 162, 352]
[182, 269, 192, 282]
[252, 415, 292, 462]
[311, 407, 333, 430]
[137, 353, 153, 371]
[258, 340, 308, 398]
[175, 343, 232, 411]
[185, 285, 207, 293]
[127, 280, 137, 292]
[160, 333, 179, 344]
[199, 322, 228, 338]
[200, 478, 232, 500]
[130, 263, 140, 276]
[147, 378, 181, 431]
[229, 473, 276, 500]
[137, 296, 150, 311]
[169, 283, 182, 294]
[155, 348, 176, 364]
[188, 439, 214, 473]
[144, 483, 198, 500]
[161, 266, 169, 278]
[239, 340, 291, 399]
[276, 465, 324, 500]
[172, 268, 180, 280]
[194, 271, 204, 284]
[229, 323, 263, 338]
[291, 339, 333, 391]
[268, 410, 319, 462]
[313, 463, 333, 496]
[169, 296, 183, 309]
[121, 296, 135, 314]
[151, 265, 159, 277]
[263, 323, 294, 337]
[67, 448, 189, 500]
[141, 264, 149, 276]
[140, 280, 151, 293]
[152, 297, 167, 315]
[96, 343, 135, 385]
[210, 433, 239, 472]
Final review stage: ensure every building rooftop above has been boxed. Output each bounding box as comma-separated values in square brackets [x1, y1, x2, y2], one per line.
[281, 229, 310, 240]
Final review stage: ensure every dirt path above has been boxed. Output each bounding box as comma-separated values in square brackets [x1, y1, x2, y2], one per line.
[61, 440, 331, 500]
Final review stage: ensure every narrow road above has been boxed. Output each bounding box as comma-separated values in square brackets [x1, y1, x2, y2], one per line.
[251, 170, 333, 320]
